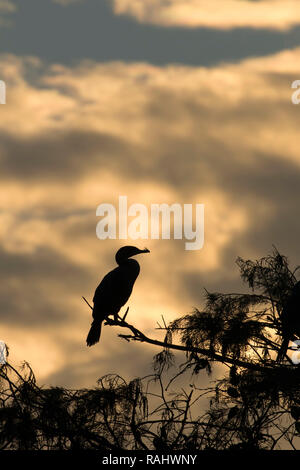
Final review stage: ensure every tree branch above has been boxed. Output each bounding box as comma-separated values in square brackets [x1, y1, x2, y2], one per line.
[103, 316, 285, 373]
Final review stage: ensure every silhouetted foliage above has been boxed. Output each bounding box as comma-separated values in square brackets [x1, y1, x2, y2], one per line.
[1, 248, 300, 450]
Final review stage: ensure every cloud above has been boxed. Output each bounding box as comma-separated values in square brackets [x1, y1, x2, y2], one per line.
[111, 0, 300, 31]
[0, 0, 16, 26]
[0, 48, 300, 386]
[0, 129, 134, 182]
[0, 245, 93, 326]
[49, 0, 300, 31]
[52, 0, 83, 5]
[0, 0, 15, 13]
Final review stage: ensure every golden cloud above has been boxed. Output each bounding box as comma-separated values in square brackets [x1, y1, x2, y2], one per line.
[111, 0, 300, 30]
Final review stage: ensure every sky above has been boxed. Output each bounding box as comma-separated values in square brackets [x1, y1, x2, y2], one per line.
[0, 0, 300, 389]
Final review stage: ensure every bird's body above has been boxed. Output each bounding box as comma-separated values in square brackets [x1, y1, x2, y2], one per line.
[93, 259, 140, 321]
[277, 281, 300, 361]
[86, 246, 149, 346]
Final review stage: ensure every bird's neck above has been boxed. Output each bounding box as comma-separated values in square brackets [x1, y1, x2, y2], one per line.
[117, 258, 140, 268]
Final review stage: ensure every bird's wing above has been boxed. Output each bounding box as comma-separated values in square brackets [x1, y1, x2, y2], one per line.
[93, 266, 135, 313]
[93, 268, 119, 303]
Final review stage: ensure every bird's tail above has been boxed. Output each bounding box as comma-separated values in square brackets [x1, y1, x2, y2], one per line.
[277, 337, 289, 362]
[86, 320, 102, 347]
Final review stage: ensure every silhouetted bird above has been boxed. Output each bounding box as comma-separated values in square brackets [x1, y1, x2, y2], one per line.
[277, 281, 300, 362]
[86, 246, 150, 346]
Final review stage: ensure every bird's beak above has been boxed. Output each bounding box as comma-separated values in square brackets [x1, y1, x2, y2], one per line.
[140, 247, 150, 253]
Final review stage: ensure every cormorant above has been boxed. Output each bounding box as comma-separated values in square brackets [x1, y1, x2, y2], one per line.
[86, 246, 150, 346]
[277, 281, 300, 362]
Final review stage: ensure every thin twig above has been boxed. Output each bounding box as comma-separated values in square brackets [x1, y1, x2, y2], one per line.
[82, 296, 93, 310]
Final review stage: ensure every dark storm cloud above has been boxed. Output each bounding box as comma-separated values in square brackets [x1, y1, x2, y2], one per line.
[0, 245, 93, 325]
[1, 0, 300, 66]
[0, 129, 136, 182]
[0, 120, 219, 190]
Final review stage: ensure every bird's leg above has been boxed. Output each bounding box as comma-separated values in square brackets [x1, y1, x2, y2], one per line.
[104, 314, 117, 327]
[104, 309, 130, 325]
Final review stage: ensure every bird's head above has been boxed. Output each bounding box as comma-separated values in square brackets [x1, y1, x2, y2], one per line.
[115, 246, 150, 265]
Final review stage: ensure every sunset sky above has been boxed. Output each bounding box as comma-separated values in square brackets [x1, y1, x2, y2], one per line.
[0, 0, 300, 389]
